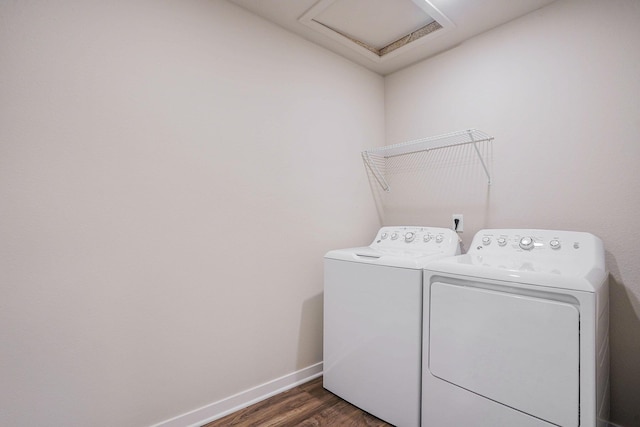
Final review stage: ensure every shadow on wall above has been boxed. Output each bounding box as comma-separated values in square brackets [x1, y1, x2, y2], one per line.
[296, 293, 324, 370]
[606, 251, 640, 427]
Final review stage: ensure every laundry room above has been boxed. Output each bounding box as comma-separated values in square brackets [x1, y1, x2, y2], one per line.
[1, 0, 638, 426]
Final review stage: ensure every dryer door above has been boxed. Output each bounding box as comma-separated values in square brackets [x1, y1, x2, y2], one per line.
[428, 282, 579, 427]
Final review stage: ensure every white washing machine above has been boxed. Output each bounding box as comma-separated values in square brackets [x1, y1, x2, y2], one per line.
[422, 229, 610, 427]
[323, 226, 460, 427]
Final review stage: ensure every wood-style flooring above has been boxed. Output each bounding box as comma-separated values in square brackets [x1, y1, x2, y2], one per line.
[202, 376, 393, 427]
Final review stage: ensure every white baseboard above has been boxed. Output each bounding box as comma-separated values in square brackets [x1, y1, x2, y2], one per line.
[151, 362, 323, 427]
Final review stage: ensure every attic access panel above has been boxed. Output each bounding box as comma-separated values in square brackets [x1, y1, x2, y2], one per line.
[299, 0, 453, 63]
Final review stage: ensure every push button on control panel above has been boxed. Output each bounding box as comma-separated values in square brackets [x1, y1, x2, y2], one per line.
[519, 236, 535, 250]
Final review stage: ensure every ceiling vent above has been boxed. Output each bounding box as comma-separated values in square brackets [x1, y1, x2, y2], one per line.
[299, 0, 454, 63]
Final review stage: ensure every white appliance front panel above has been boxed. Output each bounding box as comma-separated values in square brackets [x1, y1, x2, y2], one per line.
[422, 371, 557, 427]
[324, 259, 422, 427]
[429, 282, 580, 427]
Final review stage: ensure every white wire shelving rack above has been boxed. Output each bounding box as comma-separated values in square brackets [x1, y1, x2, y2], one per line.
[362, 129, 494, 192]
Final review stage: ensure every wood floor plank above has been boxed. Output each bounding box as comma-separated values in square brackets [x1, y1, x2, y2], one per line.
[202, 377, 393, 427]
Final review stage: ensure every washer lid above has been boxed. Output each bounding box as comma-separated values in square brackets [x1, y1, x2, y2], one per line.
[325, 246, 444, 269]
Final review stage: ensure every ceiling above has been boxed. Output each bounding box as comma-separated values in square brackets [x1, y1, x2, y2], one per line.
[227, 0, 558, 75]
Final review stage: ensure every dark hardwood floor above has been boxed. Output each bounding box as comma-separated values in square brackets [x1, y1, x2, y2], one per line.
[202, 376, 394, 427]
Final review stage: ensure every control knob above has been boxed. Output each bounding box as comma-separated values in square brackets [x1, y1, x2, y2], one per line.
[381, 232, 388, 239]
[423, 234, 432, 242]
[482, 236, 491, 246]
[435, 235, 444, 243]
[497, 237, 507, 247]
[405, 232, 415, 243]
[549, 239, 561, 250]
[519, 236, 535, 250]
[391, 232, 399, 240]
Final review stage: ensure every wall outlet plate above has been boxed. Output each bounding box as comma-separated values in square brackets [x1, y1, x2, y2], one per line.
[452, 214, 463, 232]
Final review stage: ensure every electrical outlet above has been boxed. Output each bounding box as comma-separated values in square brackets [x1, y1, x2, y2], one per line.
[452, 214, 463, 232]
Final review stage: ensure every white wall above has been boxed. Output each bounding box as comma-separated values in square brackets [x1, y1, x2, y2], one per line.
[0, 1, 384, 426]
[4, 0, 639, 425]
[384, 0, 640, 425]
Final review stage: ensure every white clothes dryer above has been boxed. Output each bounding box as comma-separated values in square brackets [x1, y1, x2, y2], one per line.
[324, 226, 460, 427]
[422, 229, 609, 427]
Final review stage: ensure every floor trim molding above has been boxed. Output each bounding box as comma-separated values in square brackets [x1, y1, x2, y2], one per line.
[151, 362, 323, 427]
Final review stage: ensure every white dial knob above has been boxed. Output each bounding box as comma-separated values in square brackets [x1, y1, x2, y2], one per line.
[423, 234, 432, 242]
[405, 232, 415, 243]
[381, 232, 388, 239]
[482, 236, 491, 246]
[391, 232, 399, 240]
[497, 237, 507, 246]
[549, 239, 561, 250]
[519, 236, 535, 250]
[435, 235, 444, 243]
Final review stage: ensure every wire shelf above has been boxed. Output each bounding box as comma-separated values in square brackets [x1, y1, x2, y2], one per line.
[362, 129, 494, 191]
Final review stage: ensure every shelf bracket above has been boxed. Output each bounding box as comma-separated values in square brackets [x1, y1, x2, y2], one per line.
[468, 130, 492, 185]
[362, 150, 390, 192]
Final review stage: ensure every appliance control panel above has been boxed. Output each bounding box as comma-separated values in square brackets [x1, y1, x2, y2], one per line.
[371, 226, 459, 252]
[470, 229, 602, 257]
